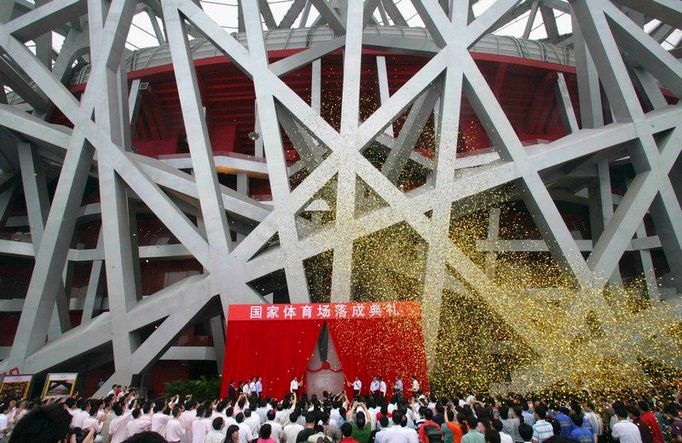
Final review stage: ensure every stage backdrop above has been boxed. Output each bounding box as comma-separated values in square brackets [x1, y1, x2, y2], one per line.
[221, 301, 429, 399]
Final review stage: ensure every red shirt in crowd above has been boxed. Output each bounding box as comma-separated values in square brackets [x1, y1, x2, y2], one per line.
[640, 411, 664, 443]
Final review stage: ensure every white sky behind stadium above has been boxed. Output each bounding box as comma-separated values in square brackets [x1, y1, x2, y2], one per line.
[20, 0, 682, 54]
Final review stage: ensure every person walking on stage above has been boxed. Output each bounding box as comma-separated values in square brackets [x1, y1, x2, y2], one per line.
[290, 377, 300, 395]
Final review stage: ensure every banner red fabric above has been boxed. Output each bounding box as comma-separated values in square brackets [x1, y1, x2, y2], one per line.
[220, 319, 324, 398]
[327, 316, 429, 398]
[220, 302, 428, 399]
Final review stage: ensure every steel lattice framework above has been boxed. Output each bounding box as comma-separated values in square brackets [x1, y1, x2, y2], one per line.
[0, 0, 680, 393]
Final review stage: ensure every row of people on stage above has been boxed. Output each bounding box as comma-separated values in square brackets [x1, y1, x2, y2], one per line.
[227, 376, 421, 402]
[227, 379, 265, 399]
[349, 377, 421, 399]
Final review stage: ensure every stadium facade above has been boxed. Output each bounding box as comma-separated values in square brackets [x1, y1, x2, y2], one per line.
[0, 0, 680, 395]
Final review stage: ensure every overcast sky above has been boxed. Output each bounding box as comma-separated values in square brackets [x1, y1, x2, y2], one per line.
[27, 1, 682, 55]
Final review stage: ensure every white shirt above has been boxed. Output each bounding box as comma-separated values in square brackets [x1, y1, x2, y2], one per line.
[109, 413, 133, 443]
[283, 423, 304, 443]
[82, 416, 103, 433]
[395, 380, 403, 391]
[244, 384, 252, 395]
[290, 380, 299, 392]
[500, 431, 514, 443]
[378, 425, 410, 443]
[167, 418, 186, 442]
[204, 429, 227, 443]
[126, 417, 151, 437]
[72, 410, 89, 429]
[239, 422, 255, 443]
[257, 407, 269, 424]
[152, 412, 172, 437]
[412, 380, 419, 391]
[0, 413, 8, 437]
[246, 414, 261, 436]
[380, 381, 387, 394]
[267, 420, 284, 443]
[180, 410, 198, 443]
[371, 380, 380, 392]
[611, 420, 643, 443]
[256, 381, 263, 394]
[353, 380, 362, 391]
[181, 409, 198, 430]
[192, 418, 213, 443]
[397, 426, 419, 443]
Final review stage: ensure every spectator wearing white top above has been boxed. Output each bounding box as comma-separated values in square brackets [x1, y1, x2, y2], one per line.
[81, 407, 104, 435]
[611, 403, 643, 443]
[204, 417, 227, 443]
[180, 401, 198, 443]
[192, 407, 213, 443]
[109, 403, 134, 443]
[384, 413, 417, 443]
[0, 403, 8, 441]
[245, 408, 262, 437]
[493, 419, 514, 443]
[126, 408, 151, 438]
[167, 407, 186, 443]
[266, 409, 285, 443]
[72, 400, 90, 429]
[237, 412, 255, 443]
[283, 412, 305, 443]
[151, 404, 172, 438]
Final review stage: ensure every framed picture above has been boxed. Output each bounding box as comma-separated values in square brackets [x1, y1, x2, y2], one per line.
[42, 373, 78, 400]
[0, 374, 33, 400]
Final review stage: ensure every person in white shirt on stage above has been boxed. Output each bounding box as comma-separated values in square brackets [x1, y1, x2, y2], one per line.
[192, 407, 213, 443]
[411, 378, 420, 398]
[370, 378, 380, 398]
[256, 377, 264, 399]
[167, 407, 186, 443]
[290, 377, 300, 395]
[243, 382, 252, 396]
[204, 417, 226, 443]
[379, 378, 387, 400]
[249, 379, 258, 396]
[352, 377, 362, 399]
[394, 377, 404, 396]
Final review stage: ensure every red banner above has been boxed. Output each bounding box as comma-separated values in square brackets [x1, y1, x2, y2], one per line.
[228, 301, 421, 321]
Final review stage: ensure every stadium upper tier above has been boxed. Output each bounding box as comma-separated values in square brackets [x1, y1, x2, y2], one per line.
[68, 25, 575, 85]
